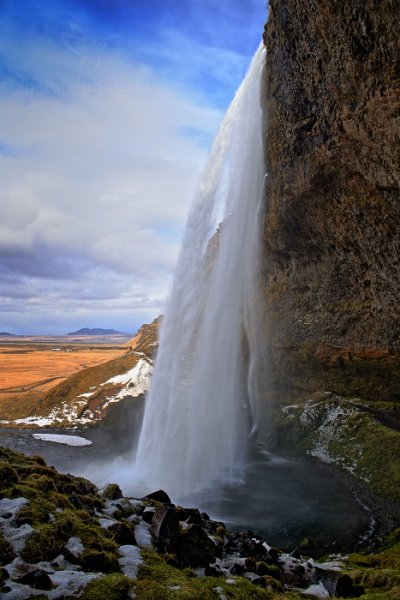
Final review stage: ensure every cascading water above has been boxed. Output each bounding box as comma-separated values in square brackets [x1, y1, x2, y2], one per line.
[133, 45, 267, 498]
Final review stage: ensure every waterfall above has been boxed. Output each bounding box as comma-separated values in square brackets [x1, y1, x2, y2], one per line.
[133, 45, 266, 498]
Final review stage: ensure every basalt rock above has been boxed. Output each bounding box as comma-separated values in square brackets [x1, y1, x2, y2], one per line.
[150, 506, 180, 553]
[16, 568, 53, 590]
[262, 0, 400, 402]
[176, 524, 218, 568]
[144, 489, 172, 506]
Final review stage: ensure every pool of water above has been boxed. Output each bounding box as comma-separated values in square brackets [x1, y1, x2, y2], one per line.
[0, 392, 372, 555]
[178, 448, 371, 552]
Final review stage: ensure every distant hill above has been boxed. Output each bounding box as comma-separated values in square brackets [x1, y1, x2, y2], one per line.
[67, 328, 127, 336]
[0, 332, 16, 337]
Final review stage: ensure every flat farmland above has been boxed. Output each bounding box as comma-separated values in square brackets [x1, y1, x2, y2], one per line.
[0, 336, 130, 420]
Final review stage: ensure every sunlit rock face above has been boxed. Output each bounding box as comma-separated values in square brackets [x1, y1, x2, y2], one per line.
[262, 0, 400, 402]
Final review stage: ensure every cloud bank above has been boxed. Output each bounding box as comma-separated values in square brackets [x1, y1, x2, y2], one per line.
[0, 0, 265, 334]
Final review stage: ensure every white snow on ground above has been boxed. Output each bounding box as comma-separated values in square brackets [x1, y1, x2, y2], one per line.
[0, 399, 94, 428]
[0, 356, 153, 428]
[101, 358, 153, 408]
[300, 582, 330, 598]
[32, 434, 92, 446]
[99, 517, 117, 529]
[2, 524, 33, 553]
[48, 570, 100, 599]
[105, 357, 152, 389]
[65, 536, 84, 556]
[0, 498, 32, 553]
[134, 521, 153, 549]
[0, 580, 43, 600]
[0, 497, 28, 519]
[118, 544, 143, 578]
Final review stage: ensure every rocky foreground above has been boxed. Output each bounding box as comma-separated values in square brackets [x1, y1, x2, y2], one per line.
[1, 448, 399, 600]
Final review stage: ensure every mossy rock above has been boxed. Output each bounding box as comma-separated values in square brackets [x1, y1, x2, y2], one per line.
[0, 461, 18, 485]
[256, 561, 281, 579]
[273, 396, 400, 503]
[103, 483, 123, 500]
[24, 473, 57, 493]
[137, 549, 273, 599]
[20, 507, 118, 565]
[15, 498, 53, 526]
[81, 549, 120, 573]
[21, 523, 65, 563]
[177, 525, 217, 568]
[79, 574, 133, 600]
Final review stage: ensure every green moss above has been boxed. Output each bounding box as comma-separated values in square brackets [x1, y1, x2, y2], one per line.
[274, 397, 400, 503]
[103, 483, 123, 500]
[345, 543, 400, 598]
[20, 507, 118, 564]
[24, 473, 57, 493]
[81, 549, 120, 573]
[0, 461, 18, 485]
[136, 549, 277, 599]
[15, 497, 53, 526]
[21, 522, 65, 562]
[79, 574, 133, 600]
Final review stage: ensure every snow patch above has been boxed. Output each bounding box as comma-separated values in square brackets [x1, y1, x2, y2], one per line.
[134, 521, 153, 549]
[49, 570, 100, 599]
[118, 544, 143, 578]
[0, 497, 28, 520]
[103, 358, 152, 403]
[300, 582, 330, 598]
[2, 524, 33, 553]
[32, 434, 92, 446]
[65, 536, 84, 556]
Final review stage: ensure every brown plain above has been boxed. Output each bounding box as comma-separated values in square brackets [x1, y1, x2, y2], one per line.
[0, 336, 130, 420]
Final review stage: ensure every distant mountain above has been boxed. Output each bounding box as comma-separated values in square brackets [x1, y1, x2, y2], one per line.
[0, 332, 16, 337]
[67, 328, 127, 336]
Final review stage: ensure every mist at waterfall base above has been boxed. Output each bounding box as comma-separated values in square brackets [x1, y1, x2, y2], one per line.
[0, 45, 371, 552]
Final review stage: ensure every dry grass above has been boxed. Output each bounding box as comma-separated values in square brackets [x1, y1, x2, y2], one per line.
[0, 338, 128, 420]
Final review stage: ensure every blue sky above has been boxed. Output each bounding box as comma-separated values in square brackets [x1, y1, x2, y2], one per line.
[0, 0, 267, 334]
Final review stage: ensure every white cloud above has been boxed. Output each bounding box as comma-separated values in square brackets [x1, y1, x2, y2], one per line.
[0, 31, 223, 333]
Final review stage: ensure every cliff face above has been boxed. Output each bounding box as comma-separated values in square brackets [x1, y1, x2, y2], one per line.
[262, 0, 400, 401]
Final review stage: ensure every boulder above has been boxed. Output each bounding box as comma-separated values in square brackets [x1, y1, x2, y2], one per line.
[103, 483, 123, 500]
[16, 568, 52, 590]
[177, 524, 217, 568]
[151, 507, 180, 553]
[336, 574, 363, 598]
[143, 490, 172, 505]
[108, 521, 136, 546]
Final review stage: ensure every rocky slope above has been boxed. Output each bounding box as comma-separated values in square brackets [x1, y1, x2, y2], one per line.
[3, 447, 400, 599]
[261, 0, 400, 403]
[0, 319, 160, 429]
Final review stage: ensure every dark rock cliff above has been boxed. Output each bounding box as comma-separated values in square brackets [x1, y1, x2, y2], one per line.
[262, 0, 400, 402]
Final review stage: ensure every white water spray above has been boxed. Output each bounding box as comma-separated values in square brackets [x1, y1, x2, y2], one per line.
[133, 46, 266, 498]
